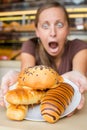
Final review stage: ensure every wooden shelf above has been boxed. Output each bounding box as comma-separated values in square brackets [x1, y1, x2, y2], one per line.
[0, 3, 87, 42]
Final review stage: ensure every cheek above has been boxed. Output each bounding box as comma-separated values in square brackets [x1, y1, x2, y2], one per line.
[36, 29, 43, 37]
[36, 29, 48, 42]
[58, 29, 69, 40]
[35, 30, 47, 48]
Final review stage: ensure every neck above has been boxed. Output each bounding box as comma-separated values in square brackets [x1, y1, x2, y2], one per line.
[53, 48, 64, 68]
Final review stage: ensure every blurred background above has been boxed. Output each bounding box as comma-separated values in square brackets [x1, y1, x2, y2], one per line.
[0, 0, 87, 61]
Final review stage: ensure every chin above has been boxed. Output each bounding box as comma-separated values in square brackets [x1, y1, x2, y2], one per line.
[49, 52, 59, 57]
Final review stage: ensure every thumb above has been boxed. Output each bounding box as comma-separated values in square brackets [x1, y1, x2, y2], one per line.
[2, 86, 9, 95]
[77, 94, 85, 110]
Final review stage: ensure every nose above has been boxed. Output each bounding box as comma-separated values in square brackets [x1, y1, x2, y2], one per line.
[50, 26, 56, 37]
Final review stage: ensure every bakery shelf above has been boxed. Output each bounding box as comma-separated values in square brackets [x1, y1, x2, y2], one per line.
[0, 30, 87, 42]
[0, 1, 87, 62]
[0, 2, 87, 42]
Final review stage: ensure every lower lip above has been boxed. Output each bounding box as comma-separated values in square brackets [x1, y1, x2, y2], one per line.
[49, 47, 59, 54]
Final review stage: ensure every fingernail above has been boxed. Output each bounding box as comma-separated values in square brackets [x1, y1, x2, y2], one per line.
[80, 87, 84, 93]
[77, 105, 82, 110]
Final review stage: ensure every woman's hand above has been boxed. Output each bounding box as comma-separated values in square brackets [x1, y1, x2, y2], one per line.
[0, 70, 19, 107]
[62, 71, 87, 111]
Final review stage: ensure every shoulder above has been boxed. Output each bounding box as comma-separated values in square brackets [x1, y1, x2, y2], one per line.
[30, 37, 38, 42]
[66, 39, 87, 50]
[21, 37, 38, 54]
[68, 39, 87, 46]
[24, 37, 38, 45]
[64, 39, 87, 58]
[22, 37, 38, 49]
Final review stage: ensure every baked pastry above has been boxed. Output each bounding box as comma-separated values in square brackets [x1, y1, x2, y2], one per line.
[40, 82, 74, 123]
[5, 65, 64, 121]
[18, 65, 63, 90]
[6, 104, 28, 121]
[5, 88, 46, 105]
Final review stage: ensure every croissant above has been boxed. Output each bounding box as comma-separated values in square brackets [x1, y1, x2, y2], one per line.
[5, 88, 46, 105]
[40, 82, 74, 123]
[6, 104, 28, 120]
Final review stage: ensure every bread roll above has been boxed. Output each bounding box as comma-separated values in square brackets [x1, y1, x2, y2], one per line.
[5, 65, 64, 121]
[5, 88, 46, 105]
[40, 82, 74, 123]
[6, 104, 28, 121]
[18, 65, 63, 90]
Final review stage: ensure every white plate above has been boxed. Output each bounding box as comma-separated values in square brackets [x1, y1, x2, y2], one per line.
[25, 78, 81, 121]
[25, 105, 44, 121]
[5, 79, 81, 121]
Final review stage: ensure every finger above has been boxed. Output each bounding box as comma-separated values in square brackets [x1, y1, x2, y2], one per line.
[77, 94, 85, 110]
[1, 82, 9, 95]
[1, 77, 9, 89]
[79, 86, 85, 93]
[0, 93, 5, 107]
[2, 87, 9, 95]
[79, 81, 87, 93]
[0, 100, 5, 107]
[0, 76, 10, 95]
[67, 109, 78, 117]
[67, 111, 75, 117]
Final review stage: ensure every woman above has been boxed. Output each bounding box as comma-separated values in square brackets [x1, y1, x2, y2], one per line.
[21, 2, 87, 75]
[0, 2, 87, 112]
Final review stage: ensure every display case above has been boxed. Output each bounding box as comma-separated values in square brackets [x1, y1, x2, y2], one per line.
[0, 1, 87, 60]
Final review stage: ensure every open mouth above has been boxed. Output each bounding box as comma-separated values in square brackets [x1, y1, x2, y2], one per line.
[49, 41, 58, 49]
[48, 41, 59, 54]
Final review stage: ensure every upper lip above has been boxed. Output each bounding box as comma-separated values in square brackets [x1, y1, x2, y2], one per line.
[48, 41, 59, 46]
[48, 40, 58, 43]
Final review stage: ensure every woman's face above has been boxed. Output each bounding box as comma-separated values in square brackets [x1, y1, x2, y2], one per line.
[36, 7, 69, 57]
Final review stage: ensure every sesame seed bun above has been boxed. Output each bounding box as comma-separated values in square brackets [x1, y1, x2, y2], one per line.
[18, 65, 63, 90]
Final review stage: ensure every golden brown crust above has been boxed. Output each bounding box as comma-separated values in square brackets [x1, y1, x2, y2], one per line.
[5, 88, 46, 105]
[40, 82, 74, 123]
[18, 65, 63, 90]
[56, 83, 74, 102]
[6, 104, 28, 120]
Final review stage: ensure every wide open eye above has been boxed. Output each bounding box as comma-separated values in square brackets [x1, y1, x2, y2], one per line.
[56, 22, 64, 28]
[42, 23, 49, 29]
